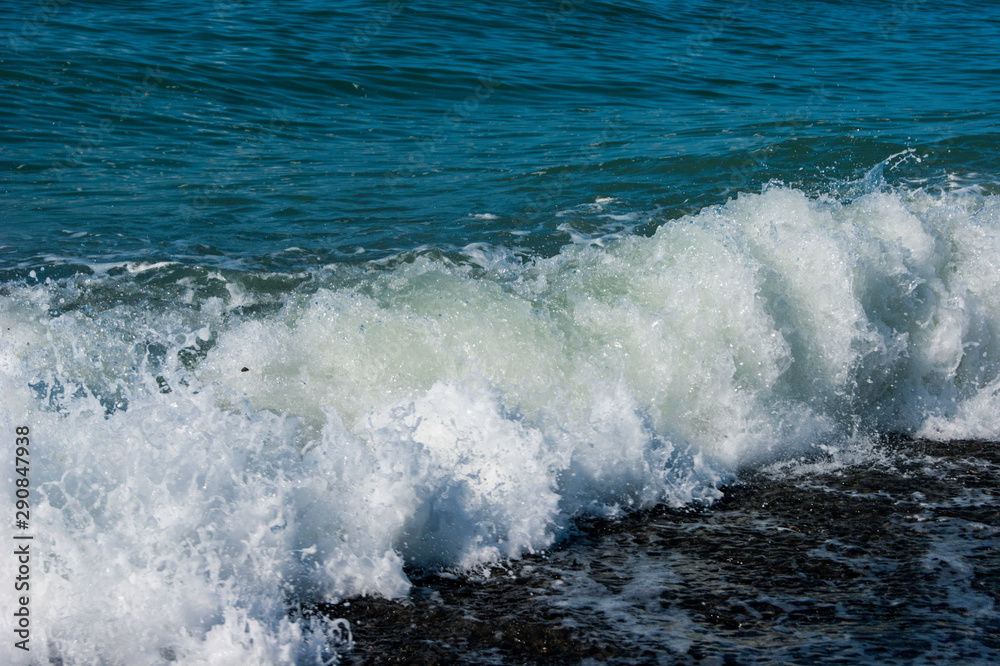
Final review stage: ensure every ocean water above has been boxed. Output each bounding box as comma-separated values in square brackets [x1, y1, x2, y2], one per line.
[2, 1, 999, 663]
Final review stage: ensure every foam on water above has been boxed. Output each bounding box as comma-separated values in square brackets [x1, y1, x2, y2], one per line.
[2, 185, 999, 663]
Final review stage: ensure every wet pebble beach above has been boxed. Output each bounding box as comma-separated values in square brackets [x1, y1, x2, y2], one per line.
[332, 437, 1000, 664]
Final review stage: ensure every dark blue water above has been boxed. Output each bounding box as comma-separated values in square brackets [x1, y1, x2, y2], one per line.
[2, 2, 1000, 664]
[3, 0, 998, 269]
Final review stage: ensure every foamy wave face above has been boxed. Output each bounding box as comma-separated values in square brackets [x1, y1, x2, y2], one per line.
[0, 361, 354, 663]
[2, 185, 999, 663]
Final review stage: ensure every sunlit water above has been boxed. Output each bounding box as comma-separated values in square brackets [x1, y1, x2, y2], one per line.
[2, 1, 999, 663]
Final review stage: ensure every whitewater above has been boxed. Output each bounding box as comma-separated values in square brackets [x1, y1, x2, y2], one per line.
[2, 183, 999, 663]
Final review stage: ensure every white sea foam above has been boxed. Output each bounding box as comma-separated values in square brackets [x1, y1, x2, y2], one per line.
[2, 185, 999, 664]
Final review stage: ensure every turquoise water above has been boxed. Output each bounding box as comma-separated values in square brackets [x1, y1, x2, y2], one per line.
[2, 2, 1000, 664]
[3, 0, 998, 267]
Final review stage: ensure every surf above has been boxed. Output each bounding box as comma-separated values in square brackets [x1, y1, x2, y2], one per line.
[2, 183, 999, 663]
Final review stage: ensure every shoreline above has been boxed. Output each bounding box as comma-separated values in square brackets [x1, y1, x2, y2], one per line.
[321, 437, 1000, 664]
